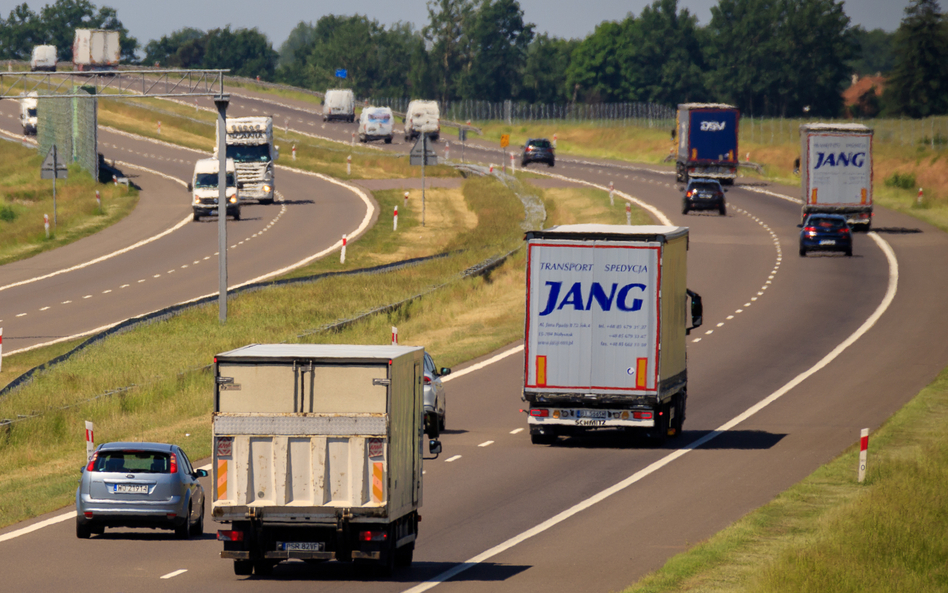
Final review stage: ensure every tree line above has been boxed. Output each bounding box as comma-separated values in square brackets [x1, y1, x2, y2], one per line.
[1, 0, 946, 118]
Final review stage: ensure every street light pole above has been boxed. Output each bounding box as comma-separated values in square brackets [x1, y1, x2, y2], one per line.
[215, 95, 230, 323]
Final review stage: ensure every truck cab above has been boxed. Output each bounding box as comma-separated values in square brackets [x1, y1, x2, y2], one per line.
[404, 100, 440, 142]
[20, 93, 38, 136]
[188, 158, 240, 222]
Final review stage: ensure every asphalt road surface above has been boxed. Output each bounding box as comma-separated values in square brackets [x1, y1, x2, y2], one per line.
[1, 87, 947, 593]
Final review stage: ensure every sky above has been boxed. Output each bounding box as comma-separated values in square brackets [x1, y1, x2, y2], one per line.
[0, 0, 911, 51]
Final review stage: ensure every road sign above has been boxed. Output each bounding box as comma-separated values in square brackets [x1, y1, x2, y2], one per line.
[409, 134, 438, 166]
[41, 145, 68, 179]
[500, 134, 510, 148]
[335, 69, 348, 79]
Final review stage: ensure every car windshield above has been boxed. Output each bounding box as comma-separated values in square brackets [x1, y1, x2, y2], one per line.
[226, 144, 270, 162]
[528, 140, 552, 148]
[691, 182, 720, 192]
[194, 172, 236, 189]
[93, 450, 172, 473]
[27, 108, 37, 117]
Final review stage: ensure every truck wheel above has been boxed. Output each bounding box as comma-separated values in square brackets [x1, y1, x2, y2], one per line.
[253, 560, 274, 576]
[233, 209, 241, 221]
[395, 542, 414, 567]
[669, 392, 686, 438]
[384, 137, 392, 144]
[192, 212, 200, 222]
[260, 198, 274, 205]
[234, 560, 253, 576]
[530, 431, 556, 445]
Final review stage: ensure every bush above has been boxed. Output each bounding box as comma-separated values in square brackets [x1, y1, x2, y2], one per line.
[885, 171, 917, 190]
[0, 205, 16, 222]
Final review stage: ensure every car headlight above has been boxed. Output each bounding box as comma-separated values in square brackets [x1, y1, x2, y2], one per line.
[193, 196, 200, 205]
[262, 184, 271, 193]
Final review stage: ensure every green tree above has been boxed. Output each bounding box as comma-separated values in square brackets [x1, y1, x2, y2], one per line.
[143, 28, 205, 67]
[848, 27, 897, 75]
[458, 0, 535, 101]
[202, 27, 278, 80]
[424, 0, 475, 101]
[521, 34, 579, 103]
[565, 19, 635, 103]
[0, 4, 42, 60]
[886, 0, 948, 117]
[277, 22, 317, 70]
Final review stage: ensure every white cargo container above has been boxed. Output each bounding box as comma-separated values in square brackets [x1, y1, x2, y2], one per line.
[30, 45, 57, 71]
[72, 29, 121, 71]
[404, 100, 440, 142]
[212, 344, 441, 576]
[323, 89, 355, 122]
[800, 123, 873, 230]
[523, 225, 702, 445]
[214, 116, 277, 204]
[358, 106, 394, 143]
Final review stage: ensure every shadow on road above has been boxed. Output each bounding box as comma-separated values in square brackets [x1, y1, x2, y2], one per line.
[239, 559, 530, 584]
[546, 428, 786, 451]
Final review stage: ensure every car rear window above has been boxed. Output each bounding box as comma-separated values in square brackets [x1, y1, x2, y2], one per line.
[93, 451, 172, 473]
[528, 140, 551, 148]
[691, 182, 720, 192]
[810, 218, 846, 229]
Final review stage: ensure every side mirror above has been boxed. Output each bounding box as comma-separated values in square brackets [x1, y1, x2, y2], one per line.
[428, 439, 442, 457]
[187, 182, 192, 192]
[195, 469, 208, 478]
[796, 223, 803, 228]
[686, 289, 703, 335]
[237, 182, 245, 189]
[440, 367, 451, 376]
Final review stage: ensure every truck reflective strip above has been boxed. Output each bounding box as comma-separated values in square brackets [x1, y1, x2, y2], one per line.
[217, 460, 227, 500]
[636, 358, 648, 389]
[536, 356, 547, 387]
[861, 188, 867, 205]
[811, 188, 818, 204]
[372, 462, 384, 503]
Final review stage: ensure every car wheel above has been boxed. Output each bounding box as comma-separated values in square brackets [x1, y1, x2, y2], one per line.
[682, 204, 689, 215]
[190, 505, 204, 537]
[234, 560, 253, 576]
[175, 504, 191, 539]
[799, 247, 807, 257]
[76, 518, 92, 539]
[719, 204, 726, 216]
[233, 209, 241, 222]
[548, 161, 554, 167]
[384, 137, 392, 144]
[846, 248, 853, 257]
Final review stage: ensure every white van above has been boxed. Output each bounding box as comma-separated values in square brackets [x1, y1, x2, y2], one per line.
[30, 45, 57, 71]
[404, 100, 441, 142]
[188, 158, 240, 222]
[323, 89, 355, 122]
[358, 106, 394, 144]
[20, 92, 38, 136]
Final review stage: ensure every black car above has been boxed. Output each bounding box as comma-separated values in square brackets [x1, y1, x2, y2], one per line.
[799, 213, 853, 257]
[521, 138, 555, 167]
[682, 178, 726, 215]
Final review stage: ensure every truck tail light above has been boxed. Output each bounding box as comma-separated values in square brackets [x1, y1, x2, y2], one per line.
[359, 530, 388, 542]
[632, 411, 653, 420]
[217, 530, 245, 542]
[530, 409, 549, 417]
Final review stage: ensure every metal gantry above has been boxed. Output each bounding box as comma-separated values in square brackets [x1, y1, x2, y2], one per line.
[0, 69, 227, 99]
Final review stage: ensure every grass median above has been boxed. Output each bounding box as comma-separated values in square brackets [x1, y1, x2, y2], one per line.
[0, 175, 640, 529]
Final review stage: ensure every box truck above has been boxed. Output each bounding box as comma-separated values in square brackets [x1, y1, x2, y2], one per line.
[323, 89, 355, 122]
[30, 45, 57, 71]
[675, 103, 740, 184]
[522, 225, 703, 445]
[212, 344, 442, 576]
[188, 158, 240, 221]
[215, 116, 277, 204]
[72, 29, 121, 71]
[800, 123, 873, 231]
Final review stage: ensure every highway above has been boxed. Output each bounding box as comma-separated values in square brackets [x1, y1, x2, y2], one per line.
[1, 86, 948, 593]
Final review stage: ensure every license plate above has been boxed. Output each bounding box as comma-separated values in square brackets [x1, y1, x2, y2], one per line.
[114, 484, 148, 494]
[577, 410, 607, 418]
[819, 240, 836, 245]
[284, 542, 324, 551]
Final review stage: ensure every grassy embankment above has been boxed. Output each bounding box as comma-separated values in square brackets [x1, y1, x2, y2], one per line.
[0, 154, 644, 527]
[0, 140, 137, 267]
[475, 118, 948, 592]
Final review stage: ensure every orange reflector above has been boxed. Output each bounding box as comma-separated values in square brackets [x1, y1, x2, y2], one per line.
[635, 358, 648, 389]
[811, 188, 818, 204]
[536, 356, 547, 387]
[860, 188, 867, 205]
[372, 462, 384, 503]
[217, 459, 227, 500]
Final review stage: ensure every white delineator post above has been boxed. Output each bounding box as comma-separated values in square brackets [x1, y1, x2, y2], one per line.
[44, 213, 49, 238]
[340, 234, 347, 264]
[552, 133, 557, 148]
[510, 152, 516, 172]
[393, 205, 398, 231]
[351, 132, 355, 146]
[95, 190, 101, 209]
[85, 421, 95, 464]
[157, 121, 161, 135]
[445, 142, 450, 161]
[403, 191, 409, 207]
[347, 155, 351, 176]
[292, 145, 296, 160]
[626, 203, 632, 225]
[391, 326, 398, 345]
[609, 182, 615, 206]
[858, 428, 869, 483]
[918, 188, 923, 204]
[0, 327, 3, 372]
[489, 164, 494, 174]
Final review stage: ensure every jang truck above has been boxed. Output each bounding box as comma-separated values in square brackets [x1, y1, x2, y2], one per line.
[675, 103, 740, 184]
[522, 225, 703, 445]
[212, 344, 442, 576]
[72, 29, 120, 71]
[216, 116, 278, 205]
[800, 123, 873, 231]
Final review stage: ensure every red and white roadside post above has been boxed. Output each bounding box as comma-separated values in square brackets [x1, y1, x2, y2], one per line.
[113, 175, 118, 187]
[351, 132, 355, 146]
[403, 191, 409, 207]
[0, 327, 3, 372]
[85, 421, 95, 464]
[858, 428, 869, 483]
[918, 187, 924, 204]
[347, 155, 351, 176]
[510, 152, 516, 173]
[95, 190, 101, 209]
[391, 326, 398, 345]
[489, 164, 494, 174]
[552, 133, 557, 148]
[340, 234, 347, 264]
[445, 142, 450, 161]
[625, 203, 631, 225]
[292, 145, 296, 161]
[157, 120, 161, 135]
[609, 181, 615, 206]
[393, 205, 398, 231]
[44, 213, 49, 238]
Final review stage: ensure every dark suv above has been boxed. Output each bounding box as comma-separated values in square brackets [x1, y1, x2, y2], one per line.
[521, 138, 555, 167]
[682, 178, 726, 215]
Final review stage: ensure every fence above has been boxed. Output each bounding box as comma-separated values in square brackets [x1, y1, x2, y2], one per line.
[740, 115, 948, 150]
[37, 86, 98, 180]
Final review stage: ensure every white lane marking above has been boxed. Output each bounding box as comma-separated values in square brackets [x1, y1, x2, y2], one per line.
[478, 441, 494, 448]
[443, 345, 524, 383]
[510, 428, 524, 435]
[15, 313, 26, 317]
[743, 186, 803, 204]
[445, 455, 462, 463]
[401, 232, 899, 593]
[0, 510, 76, 543]
[160, 569, 187, 580]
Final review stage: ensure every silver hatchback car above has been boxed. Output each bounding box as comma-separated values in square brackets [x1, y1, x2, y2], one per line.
[76, 442, 207, 539]
[424, 352, 451, 436]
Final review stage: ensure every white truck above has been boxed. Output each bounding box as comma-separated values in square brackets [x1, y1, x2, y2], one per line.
[72, 29, 121, 71]
[522, 225, 703, 445]
[188, 158, 240, 221]
[215, 116, 277, 205]
[212, 344, 442, 576]
[323, 89, 355, 122]
[404, 100, 440, 142]
[800, 123, 873, 230]
[30, 45, 57, 71]
[358, 106, 394, 144]
[19, 92, 38, 135]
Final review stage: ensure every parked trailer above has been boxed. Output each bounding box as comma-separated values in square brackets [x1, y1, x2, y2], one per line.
[675, 103, 740, 184]
[523, 225, 703, 445]
[212, 344, 441, 577]
[800, 123, 873, 231]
